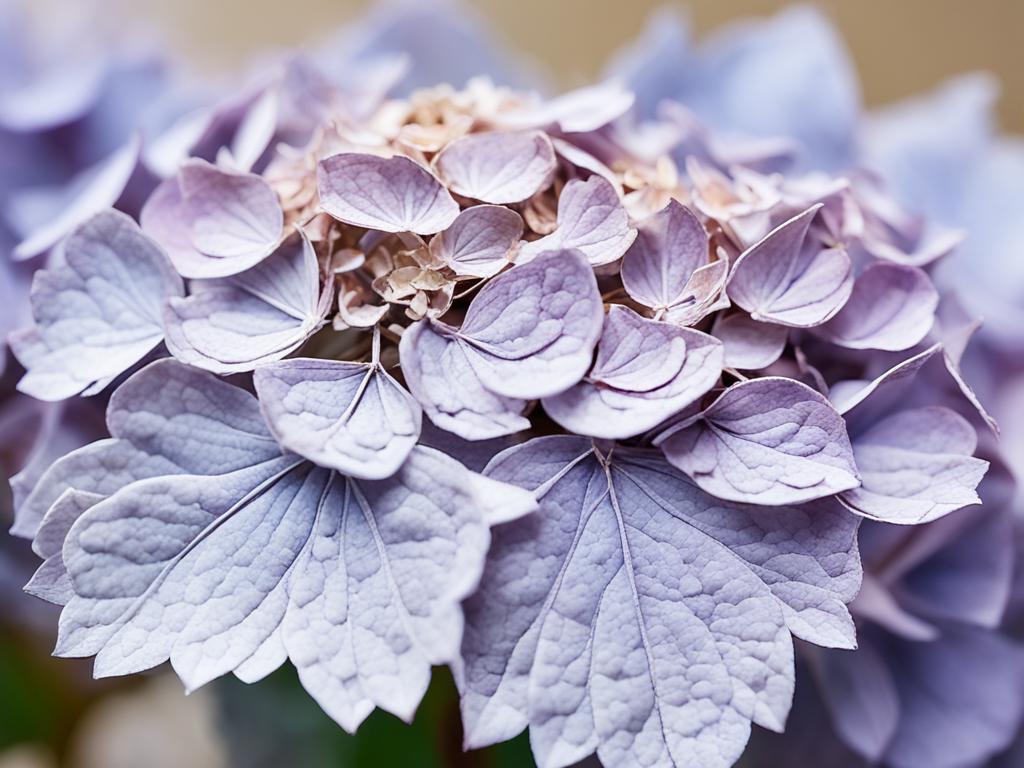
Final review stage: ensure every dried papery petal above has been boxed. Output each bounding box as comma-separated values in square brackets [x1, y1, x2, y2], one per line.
[254, 355, 421, 479]
[428, 205, 523, 278]
[658, 377, 860, 505]
[434, 130, 556, 204]
[814, 262, 938, 351]
[163, 229, 332, 373]
[13, 210, 183, 401]
[317, 152, 459, 234]
[727, 205, 853, 327]
[517, 175, 636, 266]
[712, 312, 788, 370]
[461, 437, 860, 766]
[141, 159, 285, 279]
[400, 249, 603, 438]
[542, 305, 724, 438]
[621, 200, 707, 309]
[334, 273, 388, 330]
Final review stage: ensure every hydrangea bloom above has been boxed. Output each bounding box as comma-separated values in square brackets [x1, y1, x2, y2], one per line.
[3, 2, 1021, 767]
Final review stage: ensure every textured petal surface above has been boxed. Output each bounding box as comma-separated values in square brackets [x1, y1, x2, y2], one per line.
[163, 230, 331, 373]
[839, 407, 988, 524]
[47, 361, 535, 733]
[518, 176, 637, 267]
[727, 206, 853, 327]
[543, 306, 723, 439]
[457, 249, 604, 399]
[460, 437, 861, 767]
[254, 357, 421, 479]
[13, 210, 183, 401]
[659, 377, 860, 505]
[434, 130, 556, 204]
[620, 200, 709, 311]
[428, 205, 523, 278]
[399, 320, 529, 441]
[318, 152, 459, 234]
[814, 262, 938, 351]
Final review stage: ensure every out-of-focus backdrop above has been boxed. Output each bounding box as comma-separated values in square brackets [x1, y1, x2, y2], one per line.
[23, 0, 1024, 131]
[2, 1, 1022, 767]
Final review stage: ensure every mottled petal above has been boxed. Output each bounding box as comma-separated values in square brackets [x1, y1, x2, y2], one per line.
[727, 205, 853, 327]
[13, 210, 183, 401]
[163, 230, 332, 373]
[659, 377, 860, 505]
[518, 176, 637, 267]
[460, 438, 861, 766]
[254, 357, 421, 479]
[839, 407, 987, 524]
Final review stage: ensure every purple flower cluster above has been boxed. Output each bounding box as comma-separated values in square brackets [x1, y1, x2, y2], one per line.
[3, 3, 1022, 767]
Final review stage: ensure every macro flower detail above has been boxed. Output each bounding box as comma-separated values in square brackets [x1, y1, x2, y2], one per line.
[253, 350, 421, 480]
[516, 174, 637, 266]
[2, 5, 1016, 765]
[434, 129, 557, 204]
[400, 248, 604, 439]
[141, 159, 286, 278]
[459, 436, 861, 767]
[428, 204, 524, 278]
[317, 152, 460, 234]
[31, 359, 535, 731]
[163, 230, 333, 373]
[11, 209, 183, 401]
[620, 199, 728, 325]
[727, 204, 853, 327]
[542, 305, 724, 439]
[656, 377, 860, 505]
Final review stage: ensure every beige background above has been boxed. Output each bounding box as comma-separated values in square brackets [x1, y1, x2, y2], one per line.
[43, 0, 1024, 133]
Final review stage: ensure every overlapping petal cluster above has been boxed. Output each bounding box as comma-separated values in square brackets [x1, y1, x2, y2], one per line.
[2, 3, 1020, 768]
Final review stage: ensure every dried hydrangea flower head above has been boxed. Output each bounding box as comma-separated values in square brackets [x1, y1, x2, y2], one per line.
[5, 16, 1004, 767]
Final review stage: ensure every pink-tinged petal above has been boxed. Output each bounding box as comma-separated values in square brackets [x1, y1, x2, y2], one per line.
[141, 159, 284, 279]
[399, 321, 529, 441]
[429, 205, 523, 278]
[434, 130, 556, 204]
[814, 262, 938, 351]
[518, 175, 637, 267]
[457, 249, 605, 398]
[460, 437, 860, 764]
[712, 313, 788, 370]
[317, 152, 459, 234]
[621, 200, 709, 310]
[543, 306, 723, 438]
[727, 205, 853, 327]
